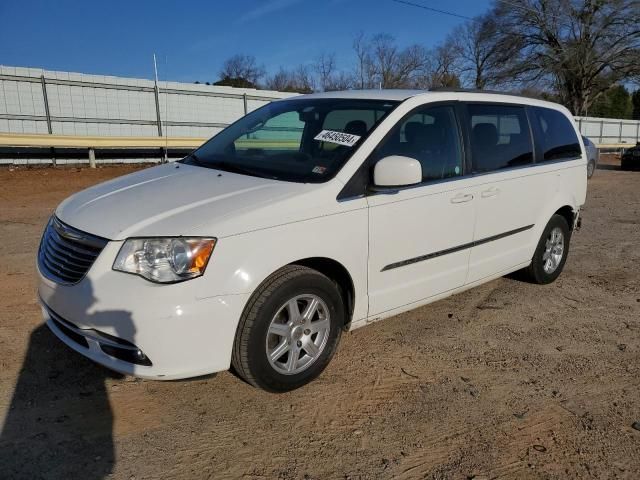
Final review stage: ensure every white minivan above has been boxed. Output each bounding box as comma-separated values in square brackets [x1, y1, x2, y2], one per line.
[37, 90, 587, 391]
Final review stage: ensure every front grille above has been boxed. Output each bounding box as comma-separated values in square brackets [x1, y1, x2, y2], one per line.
[38, 216, 108, 285]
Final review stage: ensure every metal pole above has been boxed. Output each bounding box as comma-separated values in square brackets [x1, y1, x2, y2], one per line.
[243, 93, 248, 115]
[40, 75, 52, 134]
[153, 86, 163, 137]
[40, 75, 56, 167]
[599, 120, 604, 144]
[152, 54, 163, 138]
[636, 122, 639, 144]
[619, 121, 623, 143]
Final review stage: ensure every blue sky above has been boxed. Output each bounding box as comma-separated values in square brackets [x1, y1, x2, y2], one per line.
[1, 0, 491, 83]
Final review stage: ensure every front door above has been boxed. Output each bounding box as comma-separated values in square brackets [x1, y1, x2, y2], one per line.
[367, 104, 476, 316]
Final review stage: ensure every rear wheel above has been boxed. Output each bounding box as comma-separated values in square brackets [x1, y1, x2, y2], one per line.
[232, 265, 343, 392]
[587, 159, 596, 178]
[523, 214, 571, 284]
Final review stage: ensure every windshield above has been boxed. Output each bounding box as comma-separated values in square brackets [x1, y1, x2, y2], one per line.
[181, 98, 398, 182]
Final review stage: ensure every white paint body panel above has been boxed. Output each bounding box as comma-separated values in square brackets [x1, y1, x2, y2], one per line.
[367, 177, 476, 316]
[38, 91, 587, 379]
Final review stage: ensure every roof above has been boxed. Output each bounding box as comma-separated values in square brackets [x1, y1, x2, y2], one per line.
[290, 89, 425, 101]
[280, 88, 565, 111]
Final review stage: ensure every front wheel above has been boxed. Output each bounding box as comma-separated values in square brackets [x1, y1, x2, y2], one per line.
[523, 214, 571, 284]
[587, 160, 596, 178]
[231, 265, 343, 392]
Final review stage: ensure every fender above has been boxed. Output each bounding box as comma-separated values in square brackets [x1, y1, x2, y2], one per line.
[195, 203, 370, 327]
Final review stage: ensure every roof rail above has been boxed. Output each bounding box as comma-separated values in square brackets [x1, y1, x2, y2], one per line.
[428, 87, 536, 99]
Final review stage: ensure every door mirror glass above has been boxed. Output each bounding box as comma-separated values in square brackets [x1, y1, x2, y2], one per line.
[373, 155, 422, 187]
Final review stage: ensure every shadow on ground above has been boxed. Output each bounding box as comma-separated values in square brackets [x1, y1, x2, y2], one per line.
[596, 163, 620, 171]
[0, 325, 118, 479]
[0, 278, 137, 479]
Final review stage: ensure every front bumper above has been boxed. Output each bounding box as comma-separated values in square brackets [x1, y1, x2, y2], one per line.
[37, 241, 250, 380]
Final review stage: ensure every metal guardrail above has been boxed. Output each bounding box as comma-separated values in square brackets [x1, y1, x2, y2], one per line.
[595, 143, 636, 149]
[0, 133, 306, 167]
[0, 133, 206, 149]
[0, 133, 205, 167]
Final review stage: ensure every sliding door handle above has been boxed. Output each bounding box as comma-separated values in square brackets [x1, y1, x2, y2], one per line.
[450, 193, 474, 204]
[481, 187, 500, 198]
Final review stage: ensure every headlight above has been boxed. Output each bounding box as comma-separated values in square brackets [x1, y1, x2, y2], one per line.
[113, 237, 216, 283]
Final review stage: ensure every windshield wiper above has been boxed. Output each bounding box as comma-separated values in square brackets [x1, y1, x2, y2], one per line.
[183, 152, 203, 166]
[184, 154, 279, 180]
[206, 160, 279, 180]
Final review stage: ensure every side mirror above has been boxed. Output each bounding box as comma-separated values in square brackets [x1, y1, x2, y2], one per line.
[373, 155, 422, 189]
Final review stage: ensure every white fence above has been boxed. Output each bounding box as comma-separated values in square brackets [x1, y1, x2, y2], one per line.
[576, 116, 640, 146]
[0, 65, 294, 140]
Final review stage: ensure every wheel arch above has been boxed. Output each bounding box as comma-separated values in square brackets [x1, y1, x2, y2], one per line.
[288, 257, 355, 329]
[554, 205, 577, 231]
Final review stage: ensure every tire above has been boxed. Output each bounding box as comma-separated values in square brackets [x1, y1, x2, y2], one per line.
[231, 265, 343, 392]
[523, 214, 571, 284]
[587, 159, 596, 178]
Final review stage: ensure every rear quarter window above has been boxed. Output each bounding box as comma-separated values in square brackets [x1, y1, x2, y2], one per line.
[532, 107, 581, 161]
[467, 104, 534, 173]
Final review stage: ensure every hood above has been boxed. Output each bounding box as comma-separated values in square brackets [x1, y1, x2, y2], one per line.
[56, 163, 319, 240]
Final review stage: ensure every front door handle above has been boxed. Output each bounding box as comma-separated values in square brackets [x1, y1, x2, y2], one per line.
[450, 193, 474, 204]
[481, 187, 500, 198]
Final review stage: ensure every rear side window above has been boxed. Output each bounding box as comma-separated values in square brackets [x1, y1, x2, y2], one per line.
[532, 107, 581, 161]
[467, 104, 533, 173]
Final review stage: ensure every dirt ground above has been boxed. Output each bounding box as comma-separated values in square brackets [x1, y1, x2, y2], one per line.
[0, 156, 639, 480]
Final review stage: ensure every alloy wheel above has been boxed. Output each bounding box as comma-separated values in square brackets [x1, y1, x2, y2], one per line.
[266, 294, 331, 375]
[542, 227, 565, 274]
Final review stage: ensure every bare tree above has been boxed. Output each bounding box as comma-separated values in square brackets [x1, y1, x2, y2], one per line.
[445, 14, 519, 89]
[217, 54, 266, 87]
[353, 32, 377, 89]
[314, 53, 336, 91]
[351, 33, 431, 89]
[493, 0, 640, 114]
[324, 71, 354, 91]
[426, 45, 462, 89]
[313, 53, 354, 91]
[265, 65, 315, 93]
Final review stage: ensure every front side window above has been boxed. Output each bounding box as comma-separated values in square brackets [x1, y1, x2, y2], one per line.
[532, 107, 581, 161]
[182, 99, 398, 183]
[372, 105, 463, 183]
[468, 104, 533, 173]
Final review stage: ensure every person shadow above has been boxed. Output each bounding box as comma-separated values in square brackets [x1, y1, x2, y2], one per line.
[0, 278, 136, 479]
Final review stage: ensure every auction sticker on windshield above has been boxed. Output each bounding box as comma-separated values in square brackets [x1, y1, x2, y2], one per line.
[314, 130, 361, 147]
